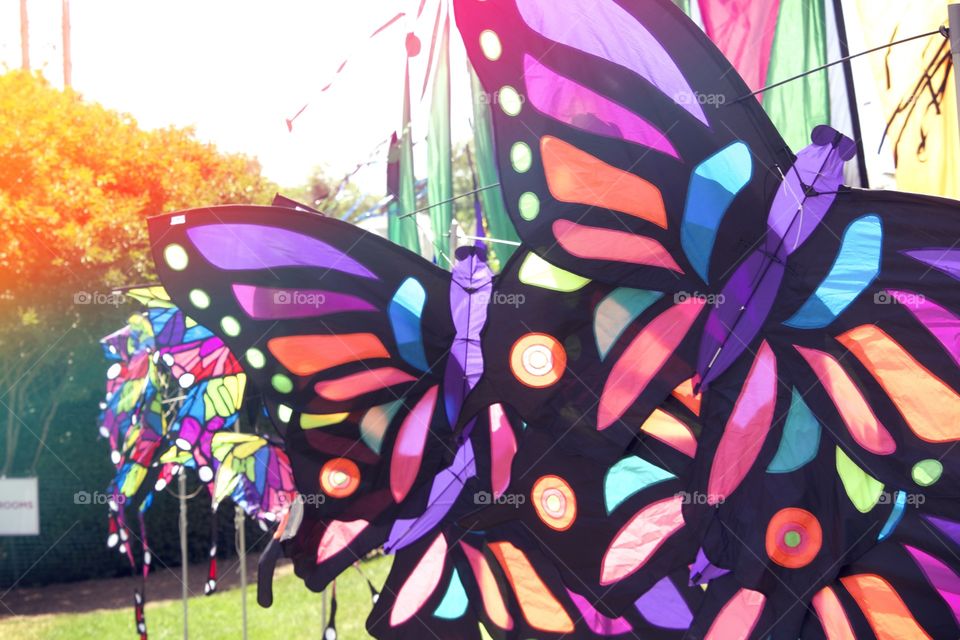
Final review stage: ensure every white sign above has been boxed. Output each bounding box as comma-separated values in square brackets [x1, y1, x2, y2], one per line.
[0, 477, 40, 536]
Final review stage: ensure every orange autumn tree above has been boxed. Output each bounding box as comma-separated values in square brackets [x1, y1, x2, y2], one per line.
[0, 70, 276, 475]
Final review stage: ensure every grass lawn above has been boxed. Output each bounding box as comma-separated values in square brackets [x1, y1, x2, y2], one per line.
[0, 555, 392, 640]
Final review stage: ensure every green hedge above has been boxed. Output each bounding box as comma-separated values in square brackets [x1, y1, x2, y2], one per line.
[0, 338, 269, 589]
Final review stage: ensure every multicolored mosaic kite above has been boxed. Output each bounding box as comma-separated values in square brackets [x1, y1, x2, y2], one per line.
[97, 288, 295, 638]
[145, 1, 960, 638]
[97, 312, 170, 593]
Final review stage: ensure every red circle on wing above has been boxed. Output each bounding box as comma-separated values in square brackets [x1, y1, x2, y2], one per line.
[765, 507, 822, 568]
[319, 458, 361, 499]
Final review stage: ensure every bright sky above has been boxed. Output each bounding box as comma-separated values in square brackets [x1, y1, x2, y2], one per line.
[0, 0, 474, 192]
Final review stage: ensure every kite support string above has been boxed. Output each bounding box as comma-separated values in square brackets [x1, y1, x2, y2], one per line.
[460, 235, 520, 247]
[731, 28, 945, 104]
[397, 183, 501, 219]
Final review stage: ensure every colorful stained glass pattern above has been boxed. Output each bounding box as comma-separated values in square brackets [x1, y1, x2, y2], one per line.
[98, 289, 296, 638]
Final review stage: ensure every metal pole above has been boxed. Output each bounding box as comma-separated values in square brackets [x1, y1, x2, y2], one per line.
[61, 0, 71, 86]
[449, 219, 460, 262]
[235, 506, 247, 640]
[232, 417, 248, 640]
[178, 470, 189, 639]
[949, 4, 960, 151]
[320, 587, 327, 630]
[19, 0, 29, 70]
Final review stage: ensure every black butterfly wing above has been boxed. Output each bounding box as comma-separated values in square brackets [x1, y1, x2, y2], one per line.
[148, 208, 528, 637]
[461, 424, 703, 624]
[454, 0, 791, 292]
[679, 188, 960, 638]
[149, 205, 454, 419]
[799, 503, 960, 639]
[468, 248, 706, 456]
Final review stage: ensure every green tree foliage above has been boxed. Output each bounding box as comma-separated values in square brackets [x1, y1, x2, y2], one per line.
[0, 71, 278, 588]
[0, 70, 275, 320]
[0, 70, 276, 476]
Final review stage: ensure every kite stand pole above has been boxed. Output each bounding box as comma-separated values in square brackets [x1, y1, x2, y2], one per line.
[449, 220, 460, 261]
[950, 4, 960, 150]
[236, 505, 248, 640]
[231, 413, 248, 640]
[179, 470, 189, 639]
[320, 587, 327, 631]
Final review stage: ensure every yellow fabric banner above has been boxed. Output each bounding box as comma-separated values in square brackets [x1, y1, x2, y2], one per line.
[857, 0, 960, 198]
[855, 0, 958, 198]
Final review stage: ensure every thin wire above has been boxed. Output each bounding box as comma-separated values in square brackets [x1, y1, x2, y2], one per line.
[319, 137, 394, 213]
[731, 29, 944, 104]
[409, 211, 454, 266]
[460, 234, 520, 246]
[111, 282, 164, 293]
[163, 478, 205, 500]
[397, 183, 501, 219]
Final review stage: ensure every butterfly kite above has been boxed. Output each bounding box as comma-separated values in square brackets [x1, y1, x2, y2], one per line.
[144, 0, 960, 637]
[97, 288, 295, 638]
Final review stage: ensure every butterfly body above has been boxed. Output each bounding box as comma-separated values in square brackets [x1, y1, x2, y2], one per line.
[697, 127, 854, 389]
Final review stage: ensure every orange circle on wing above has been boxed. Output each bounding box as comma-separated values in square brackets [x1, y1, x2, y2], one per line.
[765, 507, 822, 569]
[509, 333, 567, 388]
[532, 475, 577, 531]
[319, 458, 361, 499]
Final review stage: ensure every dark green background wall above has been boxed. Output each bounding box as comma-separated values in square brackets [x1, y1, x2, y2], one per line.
[0, 317, 267, 589]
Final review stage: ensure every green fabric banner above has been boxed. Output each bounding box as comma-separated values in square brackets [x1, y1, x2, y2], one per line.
[762, 0, 830, 151]
[427, 16, 453, 269]
[388, 60, 422, 254]
[469, 64, 520, 267]
[685, 0, 830, 151]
